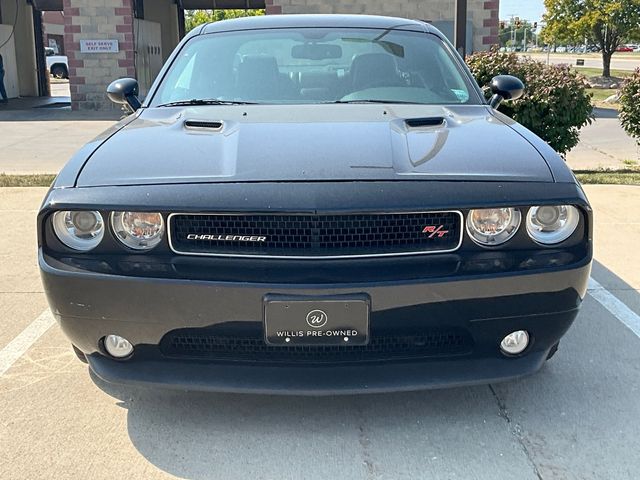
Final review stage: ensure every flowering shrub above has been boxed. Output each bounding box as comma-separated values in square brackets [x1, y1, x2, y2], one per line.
[466, 50, 593, 155]
[619, 68, 640, 147]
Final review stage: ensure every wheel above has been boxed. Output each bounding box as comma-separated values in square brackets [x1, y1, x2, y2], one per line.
[50, 64, 68, 79]
[546, 342, 559, 360]
[72, 345, 88, 363]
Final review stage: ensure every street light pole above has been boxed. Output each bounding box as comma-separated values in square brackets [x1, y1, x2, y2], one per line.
[454, 0, 468, 57]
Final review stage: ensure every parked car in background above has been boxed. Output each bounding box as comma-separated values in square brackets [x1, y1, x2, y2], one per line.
[616, 45, 634, 52]
[45, 47, 69, 79]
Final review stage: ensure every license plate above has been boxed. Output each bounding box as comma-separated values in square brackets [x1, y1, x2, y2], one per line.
[264, 296, 370, 346]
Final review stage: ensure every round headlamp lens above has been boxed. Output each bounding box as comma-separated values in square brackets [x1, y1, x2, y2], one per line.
[111, 212, 164, 250]
[466, 208, 521, 246]
[526, 205, 579, 245]
[52, 210, 104, 251]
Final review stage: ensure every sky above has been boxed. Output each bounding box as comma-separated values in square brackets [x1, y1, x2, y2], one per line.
[499, 0, 546, 22]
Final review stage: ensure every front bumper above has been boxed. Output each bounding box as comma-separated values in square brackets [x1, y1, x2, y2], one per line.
[87, 348, 552, 395]
[40, 248, 590, 394]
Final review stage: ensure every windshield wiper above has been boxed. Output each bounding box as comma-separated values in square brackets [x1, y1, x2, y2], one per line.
[158, 99, 259, 107]
[326, 99, 426, 105]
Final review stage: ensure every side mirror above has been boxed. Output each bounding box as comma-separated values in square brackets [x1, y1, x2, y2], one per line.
[107, 78, 141, 111]
[489, 75, 525, 109]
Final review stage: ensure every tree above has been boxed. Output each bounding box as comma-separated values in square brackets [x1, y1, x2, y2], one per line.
[185, 9, 265, 33]
[619, 68, 640, 148]
[542, 0, 640, 78]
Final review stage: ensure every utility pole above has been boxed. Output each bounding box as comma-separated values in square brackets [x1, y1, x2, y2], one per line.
[507, 15, 516, 50]
[454, 0, 468, 57]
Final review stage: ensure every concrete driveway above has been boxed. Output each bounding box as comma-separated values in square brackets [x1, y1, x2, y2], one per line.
[1, 185, 639, 479]
[0, 109, 120, 175]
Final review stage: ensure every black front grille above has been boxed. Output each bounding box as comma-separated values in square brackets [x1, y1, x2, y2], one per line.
[169, 211, 461, 257]
[160, 329, 473, 364]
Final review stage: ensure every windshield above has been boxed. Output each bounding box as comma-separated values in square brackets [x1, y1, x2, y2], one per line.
[151, 27, 478, 106]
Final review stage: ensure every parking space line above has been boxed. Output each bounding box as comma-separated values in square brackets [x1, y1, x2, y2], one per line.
[589, 277, 640, 338]
[0, 278, 637, 378]
[0, 310, 55, 377]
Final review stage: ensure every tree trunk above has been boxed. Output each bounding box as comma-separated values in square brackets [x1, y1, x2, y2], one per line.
[602, 51, 612, 78]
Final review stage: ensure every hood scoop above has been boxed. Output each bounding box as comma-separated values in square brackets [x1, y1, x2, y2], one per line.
[184, 120, 223, 131]
[405, 117, 445, 128]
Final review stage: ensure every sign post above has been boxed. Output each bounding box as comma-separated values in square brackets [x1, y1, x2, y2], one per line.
[454, 0, 468, 58]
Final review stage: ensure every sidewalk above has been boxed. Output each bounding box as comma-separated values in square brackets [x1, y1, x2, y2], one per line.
[566, 108, 639, 170]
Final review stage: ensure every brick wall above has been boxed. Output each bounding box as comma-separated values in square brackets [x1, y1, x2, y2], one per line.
[477, 0, 499, 49]
[63, 0, 135, 110]
[266, 0, 500, 52]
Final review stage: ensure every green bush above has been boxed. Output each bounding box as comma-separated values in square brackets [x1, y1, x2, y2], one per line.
[619, 68, 640, 147]
[466, 50, 592, 155]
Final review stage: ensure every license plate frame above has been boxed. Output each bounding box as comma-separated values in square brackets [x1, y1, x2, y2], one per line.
[263, 295, 370, 346]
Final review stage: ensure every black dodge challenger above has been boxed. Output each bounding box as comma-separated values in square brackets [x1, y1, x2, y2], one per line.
[38, 15, 592, 394]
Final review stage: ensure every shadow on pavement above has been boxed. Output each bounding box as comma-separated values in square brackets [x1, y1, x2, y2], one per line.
[88, 259, 640, 480]
[592, 107, 620, 119]
[91, 370, 532, 480]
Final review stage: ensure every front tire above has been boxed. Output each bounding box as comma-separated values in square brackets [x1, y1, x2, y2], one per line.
[546, 342, 559, 360]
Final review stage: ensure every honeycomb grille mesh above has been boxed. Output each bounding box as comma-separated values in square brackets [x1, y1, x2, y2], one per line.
[170, 212, 461, 257]
[160, 330, 473, 364]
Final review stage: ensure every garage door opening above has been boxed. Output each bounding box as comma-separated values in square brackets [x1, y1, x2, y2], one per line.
[0, 0, 70, 109]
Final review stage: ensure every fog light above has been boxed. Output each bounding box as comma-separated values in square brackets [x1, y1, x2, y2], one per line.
[500, 330, 529, 355]
[104, 335, 133, 358]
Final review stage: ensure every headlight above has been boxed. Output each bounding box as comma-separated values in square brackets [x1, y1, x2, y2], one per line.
[466, 208, 521, 246]
[111, 212, 164, 250]
[52, 210, 104, 251]
[526, 205, 579, 245]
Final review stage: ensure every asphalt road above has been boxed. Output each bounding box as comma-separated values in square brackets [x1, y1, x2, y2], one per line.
[522, 52, 640, 72]
[1, 186, 639, 480]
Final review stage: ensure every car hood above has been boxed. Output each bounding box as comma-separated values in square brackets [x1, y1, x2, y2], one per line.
[75, 105, 553, 187]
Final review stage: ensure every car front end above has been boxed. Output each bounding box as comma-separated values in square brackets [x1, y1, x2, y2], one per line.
[39, 15, 592, 394]
[39, 176, 591, 394]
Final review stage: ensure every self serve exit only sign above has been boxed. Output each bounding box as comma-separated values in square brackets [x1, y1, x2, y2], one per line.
[80, 40, 119, 53]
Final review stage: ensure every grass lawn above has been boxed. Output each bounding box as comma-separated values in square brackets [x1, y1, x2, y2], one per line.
[573, 67, 633, 78]
[587, 88, 620, 109]
[588, 88, 618, 102]
[0, 174, 56, 187]
[574, 169, 640, 185]
[2, 171, 639, 187]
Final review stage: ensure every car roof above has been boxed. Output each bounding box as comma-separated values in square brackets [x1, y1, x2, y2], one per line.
[200, 14, 435, 35]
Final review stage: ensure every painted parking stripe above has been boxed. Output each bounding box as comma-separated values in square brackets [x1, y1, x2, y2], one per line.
[0, 278, 637, 377]
[589, 277, 640, 338]
[0, 310, 55, 377]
